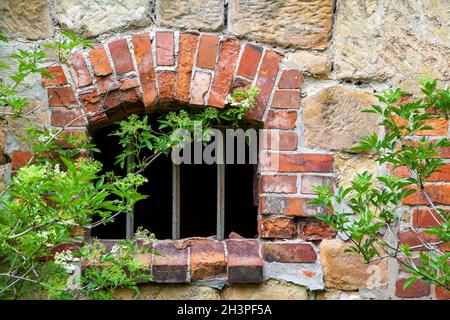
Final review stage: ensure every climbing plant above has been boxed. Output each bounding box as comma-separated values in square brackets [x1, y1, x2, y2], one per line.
[310, 78, 450, 291]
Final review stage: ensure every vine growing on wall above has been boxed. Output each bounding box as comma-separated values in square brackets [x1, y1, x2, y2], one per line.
[310, 79, 450, 291]
[0, 29, 260, 299]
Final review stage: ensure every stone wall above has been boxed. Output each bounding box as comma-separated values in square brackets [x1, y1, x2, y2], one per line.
[0, 0, 449, 300]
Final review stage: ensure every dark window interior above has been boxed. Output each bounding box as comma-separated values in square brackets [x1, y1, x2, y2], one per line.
[90, 113, 258, 240]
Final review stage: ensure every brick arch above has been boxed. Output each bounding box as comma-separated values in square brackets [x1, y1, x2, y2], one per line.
[41, 31, 302, 130]
[38, 31, 335, 286]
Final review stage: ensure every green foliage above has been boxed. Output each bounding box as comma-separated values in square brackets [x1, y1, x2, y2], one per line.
[111, 87, 260, 173]
[310, 79, 450, 292]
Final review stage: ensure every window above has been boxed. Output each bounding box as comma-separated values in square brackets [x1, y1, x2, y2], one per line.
[89, 114, 258, 240]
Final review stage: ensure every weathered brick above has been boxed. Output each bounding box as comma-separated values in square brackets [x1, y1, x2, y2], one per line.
[396, 278, 431, 298]
[51, 108, 85, 127]
[398, 231, 449, 251]
[158, 70, 176, 101]
[301, 175, 333, 194]
[190, 240, 226, 280]
[196, 34, 219, 70]
[259, 216, 296, 239]
[236, 43, 263, 80]
[412, 209, 446, 228]
[155, 31, 175, 66]
[119, 78, 142, 108]
[108, 39, 134, 74]
[208, 38, 241, 108]
[11, 150, 33, 169]
[401, 185, 450, 206]
[96, 74, 119, 94]
[88, 45, 113, 76]
[259, 196, 322, 217]
[300, 219, 337, 240]
[260, 175, 297, 194]
[392, 116, 449, 137]
[247, 50, 282, 121]
[152, 241, 188, 283]
[48, 87, 77, 107]
[262, 130, 298, 151]
[176, 33, 199, 103]
[278, 70, 302, 89]
[262, 242, 317, 263]
[435, 285, 450, 300]
[271, 90, 300, 109]
[260, 153, 334, 173]
[226, 239, 263, 283]
[70, 53, 92, 88]
[264, 110, 297, 129]
[132, 33, 157, 108]
[78, 87, 109, 127]
[190, 71, 212, 105]
[41, 66, 68, 87]
[391, 164, 450, 182]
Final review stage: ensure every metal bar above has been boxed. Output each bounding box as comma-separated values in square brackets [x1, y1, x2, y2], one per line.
[217, 163, 225, 240]
[126, 143, 135, 239]
[172, 163, 180, 239]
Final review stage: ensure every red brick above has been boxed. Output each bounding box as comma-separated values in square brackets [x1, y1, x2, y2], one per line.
[11, 150, 33, 169]
[236, 43, 263, 80]
[262, 242, 317, 263]
[400, 141, 450, 159]
[132, 33, 157, 108]
[189, 240, 226, 280]
[260, 153, 334, 173]
[152, 241, 188, 283]
[108, 39, 134, 74]
[119, 78, 142, 107]
[78, 87, 109, 127]
[88, 45, 112, 76]
[196, 34, 219, 70]
[51, 108, 85, 127]
[70, 53, 92, 88]
[264, 110, 297, 129]
[259, 216, 297, 239]
[155, 31, 175, 66]
[119, 77, 140, 91]
[271, 90, 300, 109]
[226, 239, 263, 283]
[41, 66, 68, 87]
[259, 196, 322, 217]
[103, 89, 123, 110]
[190, 71, 212, 105]
[415, 118, 448, 136]
[48, 87, 77, 107]
[398, 231, 449, 251]
[278, 70, 302, 89]
[176, 33, 199, 103]
[157, 70, 176, 101]
[260, 175, 297, 193]
[96, 74, 119, 94]
[401, 185, 450, 206]
[396, 278, 431, 298]
[435, 285, 450, 300]
[412, 209, 447, 228]
[301, 175, 333, 194]
[300, 219, 337, 240]
[391, 164, 450, 182]
[247, 50, 282, 121]
[262, 130, 298, 151]
[208, 38, 241, 108]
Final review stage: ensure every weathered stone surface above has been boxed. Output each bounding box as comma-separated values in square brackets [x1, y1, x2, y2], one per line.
[229, 0, 334, 50]
[319, 239, 388, 290]
[302, 86, 378, 152]
[115, 284, 220, 300]
[334, 154, 377, 189]
[285, 51, 331, 79]
[221, 279, 308, 300]
[334, 0, 450, 91]
[264, 262, 324, 290]
[0, 0, 54, 40]
[156, 0, 224, 31]
[51, 0, 151, 38]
